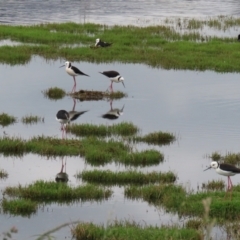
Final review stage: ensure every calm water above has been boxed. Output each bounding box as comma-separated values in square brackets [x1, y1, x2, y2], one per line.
[0, 0, 240, 26]
[1, 1, 240, 239]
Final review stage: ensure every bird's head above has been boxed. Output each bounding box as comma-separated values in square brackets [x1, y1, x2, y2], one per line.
[60, 61, 71, 68]
[204, 161, 218, 171]
[95, 38, 100, 46]
[118, 76, 125, 88]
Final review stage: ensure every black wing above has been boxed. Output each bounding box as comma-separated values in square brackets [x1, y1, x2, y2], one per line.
[72, 66, 90, 77]
[100, 71, 119, 78]
[56, 110, 69, 120]
[221, 163, 240, 173]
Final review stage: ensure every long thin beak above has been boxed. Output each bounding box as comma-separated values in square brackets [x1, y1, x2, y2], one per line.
[59, 65, 65, 68]
[122, 81, 125, 88]
[204, 166, 212, 171]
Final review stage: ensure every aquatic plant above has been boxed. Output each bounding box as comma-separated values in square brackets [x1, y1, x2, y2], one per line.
[3, 180, 112, 202]
[133, 131, 176, 145]
[21, 115, 44, 124]
[2, 199, 38, 217]
[42, 87, 66, 100]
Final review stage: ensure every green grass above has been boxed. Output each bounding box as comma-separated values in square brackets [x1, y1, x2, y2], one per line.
[71, 221, 201, 240]
[0, 113, 17, 127]
[1, 22, 240, 71]
[78, 170, 176, 185]
[68, 122, 139, 137]
[2, 199, 38, 217]
[42, 87, 66, 100]
[3, 180, 112, 203]
[125, 184, 240, 221]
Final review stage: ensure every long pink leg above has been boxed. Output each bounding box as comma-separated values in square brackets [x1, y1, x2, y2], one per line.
[72, 77, 76, 93]
[109, 82, 113, 92]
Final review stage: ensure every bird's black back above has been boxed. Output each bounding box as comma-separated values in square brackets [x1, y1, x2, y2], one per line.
[220, 163, 240, 173]
[100, 71, 119, 78]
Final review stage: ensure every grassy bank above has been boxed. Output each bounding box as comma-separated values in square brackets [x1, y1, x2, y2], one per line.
[0, 21, 240, 71]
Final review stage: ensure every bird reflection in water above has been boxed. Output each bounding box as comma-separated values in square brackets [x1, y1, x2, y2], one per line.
[55, 157, 68, 183]
[56, 98, 88, 138]
[101, 99, 124, 120]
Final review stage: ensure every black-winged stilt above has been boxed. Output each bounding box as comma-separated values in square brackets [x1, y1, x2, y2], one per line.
[60, 61, 89, 93]
[99, 70, 125, 92]
[95, 38, 112, 47]
[204, 161, 240, 191]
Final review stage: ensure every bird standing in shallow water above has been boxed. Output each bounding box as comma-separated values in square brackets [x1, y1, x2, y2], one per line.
[99, 70, 125, 92]
[204, 161, 240, 191]
[95, 38, 112, 47]
[60, 61, 89, 93]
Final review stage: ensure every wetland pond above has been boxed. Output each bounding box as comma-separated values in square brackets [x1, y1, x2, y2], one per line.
[1, 57, 240, 239]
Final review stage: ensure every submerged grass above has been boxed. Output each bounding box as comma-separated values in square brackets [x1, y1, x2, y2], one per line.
[0, 169, 8, 178]
[134, 131, 176, 145]
[0, 113, 17, 127]
[21, 115, 44, 124]
[71, 220, 201, 240]
[1, 22, 240, 71]
[79, 170, 176, 185]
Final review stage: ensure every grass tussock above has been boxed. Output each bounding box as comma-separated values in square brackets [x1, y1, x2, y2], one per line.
[71, 220, 201, 240]
[0, 113, 17, 127]
[42, 87, 66, 100]
[21, 114, 44, 125]
[79, 170, 176, 185]
[2, 199, 37, 217]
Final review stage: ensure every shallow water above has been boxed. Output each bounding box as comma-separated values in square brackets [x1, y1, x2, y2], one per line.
[1, 57, 240, 239]
[1, 0, 240, 26]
